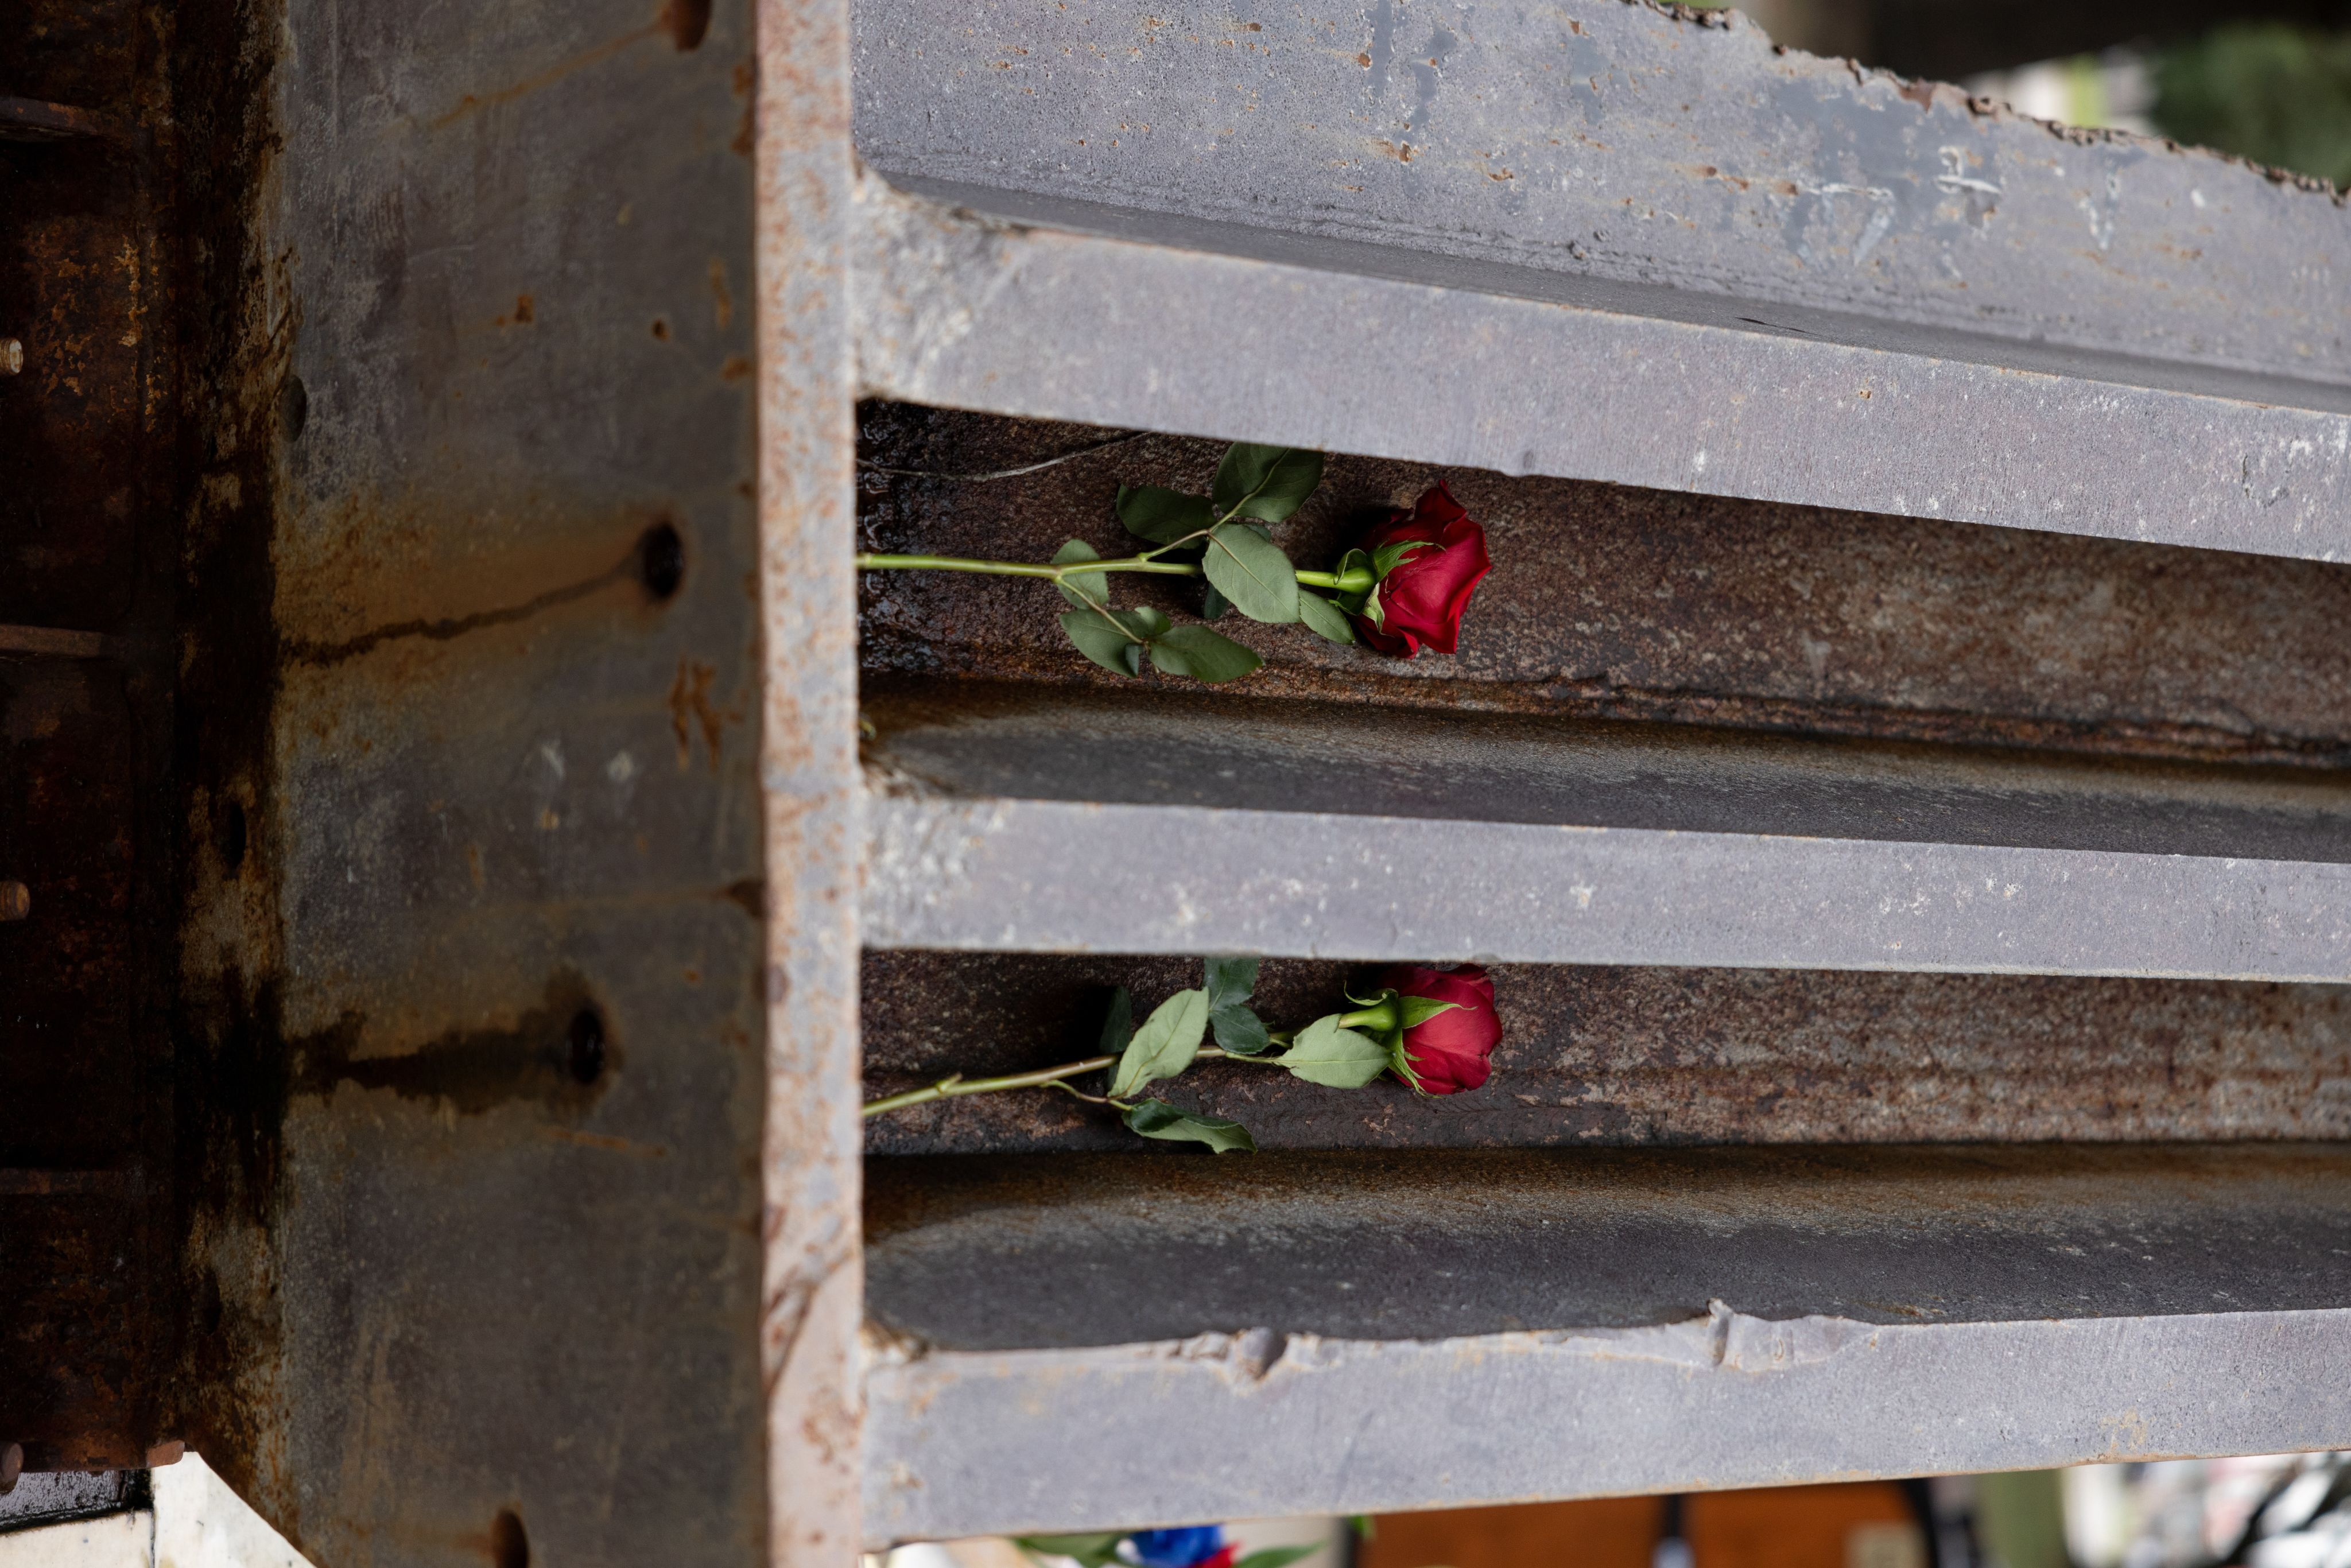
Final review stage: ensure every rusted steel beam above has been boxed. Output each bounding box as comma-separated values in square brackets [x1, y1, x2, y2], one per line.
[854, 180, 2351, 563]
[754, 0, 866, 1563]
[0, 97, 115, 141]
[854, 410, 2351, 773]
[868, 1304, 2351, 1541]
[860, 1145, 2351, 1541]
[851, 1, 2351, 393]
[862, 953, 2351, 1154]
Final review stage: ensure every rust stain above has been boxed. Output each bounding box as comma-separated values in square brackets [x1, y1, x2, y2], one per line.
[543, 1126, 669, 1157]
[289, 971, 620, 1118]
[720, 353, 752, 381]
[428, 19, 665, 131]
[708, 258, 736, 327]
[668, 656, 725, 769]
[280, 545, 638, 667]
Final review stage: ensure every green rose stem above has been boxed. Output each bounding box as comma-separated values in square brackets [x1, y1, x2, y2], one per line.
[860, 996, 1406, 1120]
[855, 552, 1375, 596]
[862, 1045, 1289, 1119]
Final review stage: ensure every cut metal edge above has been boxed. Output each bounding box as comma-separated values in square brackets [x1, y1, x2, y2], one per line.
[862, 1301, 2351, 1543]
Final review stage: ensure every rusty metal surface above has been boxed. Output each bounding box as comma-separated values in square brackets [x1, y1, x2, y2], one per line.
[0, 662, 139, 1174]
[753, 0, 867, 1562]
[866, 1303, 2351, 1542]
[1, 0, 183, 1484]
[852, 177, 2351, 562]
[858, 409, 2351, 772]
[0, 5, 153, 629]
[864, 954, 2351, 1153]
[852, 0, 2351, 387]
[146, 0, 774, 1559]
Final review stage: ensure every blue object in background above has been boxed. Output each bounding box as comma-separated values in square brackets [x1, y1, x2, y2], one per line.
[1129, 1528, 1227, 1568]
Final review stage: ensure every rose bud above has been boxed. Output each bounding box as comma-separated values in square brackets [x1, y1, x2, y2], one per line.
[1347, 483, 1494, 658]
[1380, 962, 1503, 1094]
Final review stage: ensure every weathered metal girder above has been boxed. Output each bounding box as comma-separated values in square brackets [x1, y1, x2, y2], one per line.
[857, 414, 2351, 981]
[862, 1146, 2351, 1540]
[847, 0, 2351, 559]
[863, 952, 2351, 1154]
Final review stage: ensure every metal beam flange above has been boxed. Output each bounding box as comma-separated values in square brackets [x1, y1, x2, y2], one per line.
[866, 794, 2351, 981]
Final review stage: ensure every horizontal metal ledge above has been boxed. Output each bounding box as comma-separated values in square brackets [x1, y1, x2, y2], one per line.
[863, 1303, 2351, 1542]
[854, 179, 2351, 562]
[863, 794, 2351, 980]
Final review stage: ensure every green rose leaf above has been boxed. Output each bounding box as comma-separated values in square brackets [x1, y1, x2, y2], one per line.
[1399, 996, 1462, 1028]
[1204, 955, 1260, 1011]
[1201, 583, 1232, 622]
[1211, 1003, 1273, 1055]
[1233, 1548, 1322, 1568]
[1213, 444, 1326, 523]
[1058, 609, 1142, 676]
[1116, 483, 1216, 545]
[1115, 606, 1171, 639]
[1122, 1098, 1258, 1154]
[1281, 1014, 1392, 1088]
[1051, 538, 1111, 611]
[1109, 987, 1209, 1098]
[1203, 522, 1301, 624]
[1149, 624, 1264, 683]
[1297, 590, 1357, 645]
[1016, 1536, 1126, 1568]
[1098, 985, 1134, 1057]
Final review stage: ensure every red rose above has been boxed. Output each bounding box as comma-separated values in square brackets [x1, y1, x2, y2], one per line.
[1353, 483, 1493, 658]
[1382, 963, 1503, 1095]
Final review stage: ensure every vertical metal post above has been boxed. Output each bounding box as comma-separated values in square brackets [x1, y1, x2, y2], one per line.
[754, 0, 864, 1562]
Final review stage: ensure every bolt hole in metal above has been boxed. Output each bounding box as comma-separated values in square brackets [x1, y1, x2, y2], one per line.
[567, 1008, 607, 1085]
[637, 521, 685, 600]
[218, 800, 247, 874]
[0, 1440, 21, 1495]
[489, 1508, 529, 1568]
[0, 881, 28, 921]
[663, 0, 711, 49]
[278, 374, 307, 441]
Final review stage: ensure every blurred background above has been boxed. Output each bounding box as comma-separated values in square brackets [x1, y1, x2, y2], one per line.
[878, 1452, 2351, 1568]
[1717, 0, 2351, 189]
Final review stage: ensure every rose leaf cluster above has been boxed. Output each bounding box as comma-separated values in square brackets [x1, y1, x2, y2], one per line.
[1057, 442, 1348, 682]
[1101, 957, 1507, 1152]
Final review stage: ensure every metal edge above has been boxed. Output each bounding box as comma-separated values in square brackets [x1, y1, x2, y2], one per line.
[850, 181, 2351, 563]
[863, 1303, 2351, 1542]
[864, 795, 2351, 981]
[756, 0, 865, 1562]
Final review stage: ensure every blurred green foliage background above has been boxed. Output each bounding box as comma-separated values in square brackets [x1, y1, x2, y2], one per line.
[2152, 22, 2351, 188]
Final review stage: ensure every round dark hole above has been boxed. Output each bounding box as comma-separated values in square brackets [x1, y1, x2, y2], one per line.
[665, 0, 712, 50]
[567, 1008, 606, 1085]
[489, 1508, 529, 1568]
[278, 375, 308, 443]
[637, 522, 685, 601]
[218, 799, 247, 873]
